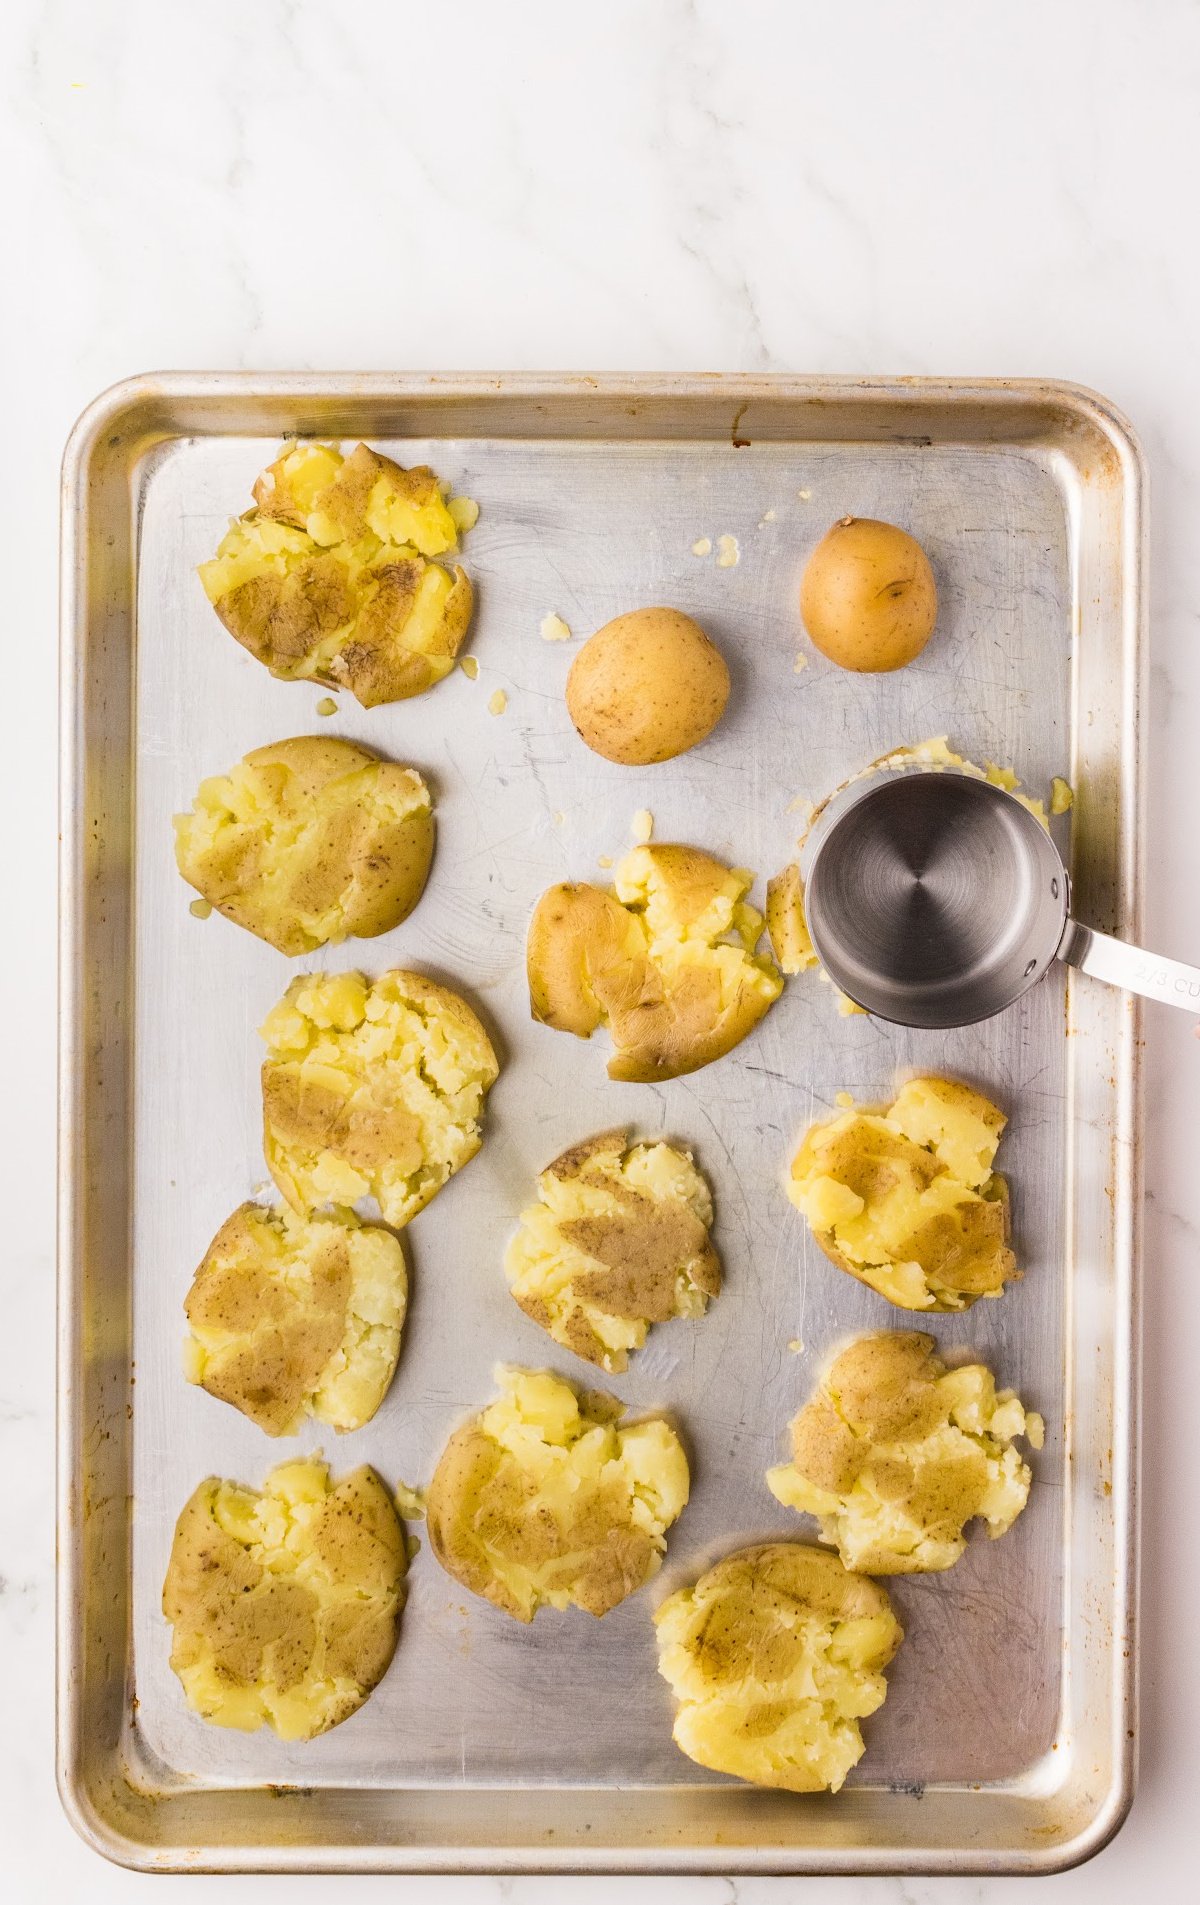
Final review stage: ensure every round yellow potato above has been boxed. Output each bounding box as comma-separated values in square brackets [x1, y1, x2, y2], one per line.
[183, 1201, 408, 1436]
[527, 843, 782, 1080]
[426, 1366, 689, 1621]
[162, 1457, 406, 1740]
[565, 608, 730, 764]
[174, 735, 434, 956]
[654, 1542, 902, 1793]
[197, 441, 475, 707]
[787, 1076, 1017, 1311]
[504, 1129, 720, 1372]
[767, 1332, 1044, 1573]
[800, 517, 937, 672]
[260, 968, 499, 1228]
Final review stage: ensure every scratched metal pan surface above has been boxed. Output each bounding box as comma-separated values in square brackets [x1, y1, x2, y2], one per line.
[58, 374, 1142, 1874]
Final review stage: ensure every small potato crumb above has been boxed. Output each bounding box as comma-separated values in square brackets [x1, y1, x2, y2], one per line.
[835, 1091, 854, 1108]
[597, 853, 613, 869]
[460, 655, 480, 680]
[1051, 776, 1074, 815]
[793, 653, 809, 674]
[788, 1337, 804, 1354]
[315, 696, 337, 717]
[760, 509, 777, 525]
[540, 612, 572, 642]
[189, 898, 213, 920]
[488, 689, 508, 716]
[716, 534, 740, 569]
[691, 537, 712, 557]
[394, 1481, 427, 1520]
[798, 488, 813, 501]
[631, 808, 654, 844]
[552, 810, 565, 827]
[447, 496, 480, 533]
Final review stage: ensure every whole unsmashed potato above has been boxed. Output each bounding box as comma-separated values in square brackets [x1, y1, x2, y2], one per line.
[654, 1542, 902, 1793]
[788, 1076, 1017, 1311]
[527, 843, 782, 1080]
[566, 608, 730, 764]
[767, 1332, 1044, 1573]
[426, 1365, 689, 1621]
[504, 1129, 720, 1372]
[174, 736, 434, 955]
[162, 1458, 406, 1739]
[198, 441, 476, 706]
[800, 517, 937, 672]
[260, 968, 499, 1228]
[183, 1201, 408, 1436]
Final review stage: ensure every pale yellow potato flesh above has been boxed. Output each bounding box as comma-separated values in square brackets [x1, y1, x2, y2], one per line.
[260, 968, 499, 1228]
[198, 441, 474, 706]
[162, 1458, 406, 1740]
[788, 1077, 1017, 1311]
[765, 861, 819, 974]
[504, 1130, 720, 1372]
[527, 843, 783, 1081]
[800, 517, 937, 672]
[654, 1542, 902, 1793]
[565, 607, 730, 764]
[173, 735, 434, 955]
[767, 1332, 1044, 1573]
[426, 1366, 689, 1621]
[183, 1201, 408, 1436]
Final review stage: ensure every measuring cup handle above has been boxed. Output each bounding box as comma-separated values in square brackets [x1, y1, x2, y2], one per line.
[1058, 918, 1200, 1012]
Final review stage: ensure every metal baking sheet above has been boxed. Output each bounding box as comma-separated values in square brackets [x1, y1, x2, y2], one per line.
[58, 373, 1142, 1874]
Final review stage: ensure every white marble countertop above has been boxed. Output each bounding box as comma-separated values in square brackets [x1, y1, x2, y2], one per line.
[7, 0, 1200, 1895]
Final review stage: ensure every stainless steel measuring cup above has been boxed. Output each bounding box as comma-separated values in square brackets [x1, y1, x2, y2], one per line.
[802, 767, 1200, 1028]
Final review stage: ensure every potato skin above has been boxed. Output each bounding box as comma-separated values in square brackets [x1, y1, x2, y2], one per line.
[800, 517, 937, 672]
[565, 608, 730, 765]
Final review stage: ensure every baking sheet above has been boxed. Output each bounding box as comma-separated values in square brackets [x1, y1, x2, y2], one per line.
[58, 375, 1142, 1872]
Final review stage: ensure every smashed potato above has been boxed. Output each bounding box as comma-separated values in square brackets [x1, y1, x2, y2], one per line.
[173, 735, 434, 955]
[198, 441, 474, 707]
[654, 1543, 902, 1793]
[504, 1130, 720, 1372]
[183, 1202, 408, 1436]
[527, 844, 783, 1081]
[426, 1366, 689, 1621]
[767, 1332, 1043, 1573]
[789, 1077, 1017, 1311]
[162, 1458, 406, 1739]
[261, 968, 499, 1227]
